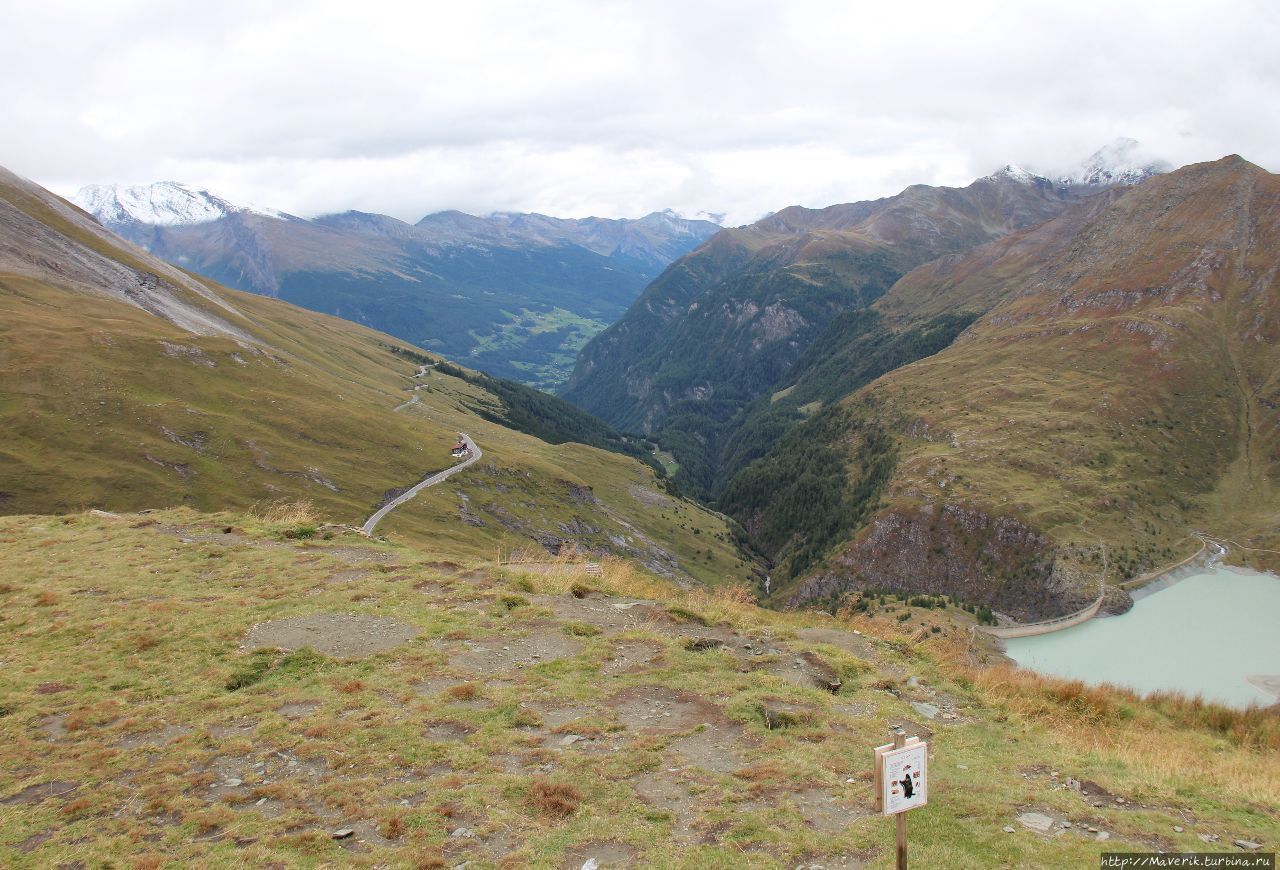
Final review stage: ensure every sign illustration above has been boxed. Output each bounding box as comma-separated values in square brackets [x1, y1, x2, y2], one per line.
[879, 741, 928, 815]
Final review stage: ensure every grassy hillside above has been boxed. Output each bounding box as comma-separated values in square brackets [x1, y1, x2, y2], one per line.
[0, 507, 1274, 866]
[0, 168, 750, 589]
[735, 157, 1280, 615]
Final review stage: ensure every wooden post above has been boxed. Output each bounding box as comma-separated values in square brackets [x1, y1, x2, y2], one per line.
[894, 727, 907, 870]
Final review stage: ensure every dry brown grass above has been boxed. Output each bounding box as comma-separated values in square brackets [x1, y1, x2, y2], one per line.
[379, 812, 405, 840]
[249, 499, 319, 526]
[34, 590, 60, 606]
[433, 800, 463, 819]
[734, 761, 787, 782]
[528, 778, 582, 819]
[892, 617, 1280, 806]
[132, 632, 160, 652]
[445, 683, 478, 701]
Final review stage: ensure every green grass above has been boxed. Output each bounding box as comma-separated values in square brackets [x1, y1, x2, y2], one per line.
[0, 175, 754, 590]
[465, 306, 610, 391]
[0, 508, 1274, 867]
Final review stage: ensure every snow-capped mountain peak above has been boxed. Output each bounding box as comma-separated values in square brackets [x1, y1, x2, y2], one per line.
[1058, 138, 1171, 188]
[986, 163, 1046, 185]
[73, 182, 234, 227]
[72, 181, 289, 227]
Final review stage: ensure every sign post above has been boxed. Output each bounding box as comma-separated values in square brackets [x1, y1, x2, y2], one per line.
[874, 727, 928, 870]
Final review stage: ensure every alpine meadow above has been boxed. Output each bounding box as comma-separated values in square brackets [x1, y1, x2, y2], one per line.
[2, 3, 1278, 868]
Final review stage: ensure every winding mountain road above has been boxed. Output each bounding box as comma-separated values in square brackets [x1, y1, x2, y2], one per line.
[361, 433, 481, 535]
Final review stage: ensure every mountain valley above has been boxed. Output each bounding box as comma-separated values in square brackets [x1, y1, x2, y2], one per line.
[73, 183, 719, 390]
[1, 152, 1276, 867]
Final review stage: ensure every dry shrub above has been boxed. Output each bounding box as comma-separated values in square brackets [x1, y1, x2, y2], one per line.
[734, 761, 787, 782]
[380, 812, 405, 840]
[191, 806, 233, 834]
[34, 590, 60, 607]
[510, 707, 543, 728]
[250, 499, 319, 526]
[953, 652, 1280, 804]
[1145, 689, 1280, 751]
[550, 721, 607, 738]
[64, 710, 90, 731]
[714, 582, 757, 607]
[528, 777, 582, 818]
[61, 797, 92, 818]
[970, 665, 1118, 725]
[433, 800, 463, 819]
[34, 682, 71, 694]
[250, 782, 296, 801]
[446, 683, 478, 701]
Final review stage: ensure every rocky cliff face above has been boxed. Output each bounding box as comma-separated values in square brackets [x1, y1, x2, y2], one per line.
[786, 503, 1085, 622]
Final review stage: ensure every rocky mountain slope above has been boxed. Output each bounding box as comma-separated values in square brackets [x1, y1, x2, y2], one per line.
[72, 184, 720, 389]
[1, 167, 747, 586]
[563, 144, 1162, 496]
[726, 156, 1280, 618]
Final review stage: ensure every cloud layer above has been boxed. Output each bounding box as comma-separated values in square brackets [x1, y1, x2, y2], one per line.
[7, 0, 1279, 225]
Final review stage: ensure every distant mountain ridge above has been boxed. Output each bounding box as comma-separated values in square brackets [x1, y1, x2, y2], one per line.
[562, 141, 1166, 496]
[71, 184, 720, 389]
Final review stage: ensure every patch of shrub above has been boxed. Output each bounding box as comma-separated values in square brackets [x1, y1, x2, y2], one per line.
[563, 622, 601, 637]
[528, 778, 582, 818]
[666, 606, 709, 626]
[446, 683, 478, 701]
[499, 594, 530, 610]
[510, 707, 544, 728]
[224, 651, 275, 691]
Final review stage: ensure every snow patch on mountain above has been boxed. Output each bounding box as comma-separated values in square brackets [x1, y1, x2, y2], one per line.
[1058, 138, 1171, 188]
[73, 182, 288, 227]
[980, 140, 1170, 192]
[986, 164, 1046, 185]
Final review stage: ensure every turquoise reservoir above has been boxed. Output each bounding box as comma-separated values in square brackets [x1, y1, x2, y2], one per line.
[1004, 565, 1280, 709]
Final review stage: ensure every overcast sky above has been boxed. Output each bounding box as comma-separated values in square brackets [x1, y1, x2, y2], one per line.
[6, 0, 1278, 226]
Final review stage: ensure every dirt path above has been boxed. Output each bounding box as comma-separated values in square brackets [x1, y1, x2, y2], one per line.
[362, 365, 480, 535]
[361, 433, 481, 535]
